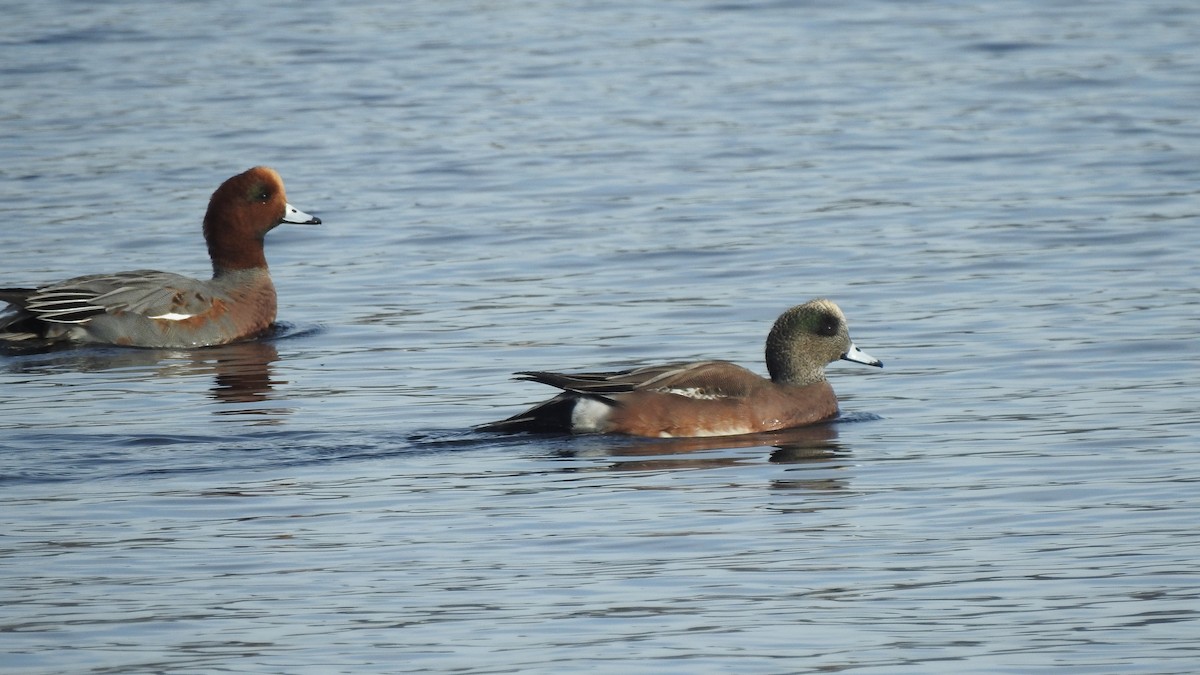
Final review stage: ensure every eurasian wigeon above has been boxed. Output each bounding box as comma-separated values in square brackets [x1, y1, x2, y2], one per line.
[0, 166, 319, 349]
[480, 299, 883, 438]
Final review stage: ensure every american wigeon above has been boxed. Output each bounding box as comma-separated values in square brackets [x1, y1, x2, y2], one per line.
[0, 167, 319, 349]
[480, 298, 882, 438]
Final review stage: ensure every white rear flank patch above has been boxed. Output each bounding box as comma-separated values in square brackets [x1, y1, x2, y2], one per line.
[570, 397, 612, 433]
[149, 312, 194, 321]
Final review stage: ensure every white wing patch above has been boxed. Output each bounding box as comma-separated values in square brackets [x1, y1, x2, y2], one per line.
[661, 387, 725, 400]
[149, 312, 195, 321]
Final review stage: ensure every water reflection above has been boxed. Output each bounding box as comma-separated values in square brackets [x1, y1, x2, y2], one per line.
[560, 423, 847, 479]
[1, 340, 290, 419]
[202, 342, 290, 418]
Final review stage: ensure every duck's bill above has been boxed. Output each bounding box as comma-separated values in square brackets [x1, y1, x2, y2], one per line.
[283, 203, 321, 225]
[841, 341, 883, 368]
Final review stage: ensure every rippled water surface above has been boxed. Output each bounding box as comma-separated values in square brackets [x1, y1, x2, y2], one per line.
[2, 1, 1199, 672]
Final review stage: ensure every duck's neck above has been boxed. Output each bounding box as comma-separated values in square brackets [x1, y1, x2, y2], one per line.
[765, 344, 825, 386]
[209, 239, 269, 276]
[205, 216, 270, 276]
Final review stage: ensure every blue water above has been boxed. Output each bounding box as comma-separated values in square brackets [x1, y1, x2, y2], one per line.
[3, 1, 1199, 672]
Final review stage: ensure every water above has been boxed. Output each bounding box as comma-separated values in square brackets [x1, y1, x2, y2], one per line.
[2, 1, 1199, 672]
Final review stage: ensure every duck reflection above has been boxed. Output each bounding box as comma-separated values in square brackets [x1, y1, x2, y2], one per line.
[562, 423, 848, 487]
[200, 341, 290, 418]
[2, 339, 289, 419]
[203, 341, 282, 404]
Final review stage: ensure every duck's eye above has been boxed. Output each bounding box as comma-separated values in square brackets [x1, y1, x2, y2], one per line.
[248, 183, 271, 203]
[816, 313, 839, 337]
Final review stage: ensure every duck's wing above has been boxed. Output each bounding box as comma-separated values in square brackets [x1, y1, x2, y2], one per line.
[15, 271, 220, 324]
[517, 360, 766, 401]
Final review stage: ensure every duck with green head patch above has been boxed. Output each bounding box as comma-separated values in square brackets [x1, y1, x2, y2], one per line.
[480, 298, 883, 438]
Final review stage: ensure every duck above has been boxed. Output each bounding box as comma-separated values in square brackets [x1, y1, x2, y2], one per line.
[480, 299, 882, 438]
[0, 166, 319, 349]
